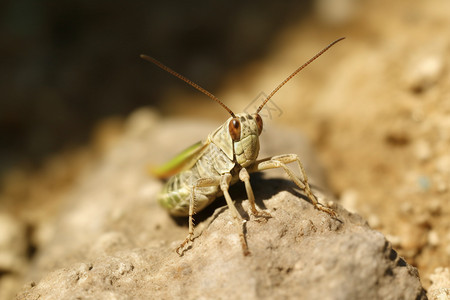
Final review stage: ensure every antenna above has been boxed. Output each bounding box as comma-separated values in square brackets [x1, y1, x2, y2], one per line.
[140, 55, 236, 118]
[256, 37, 345, 114]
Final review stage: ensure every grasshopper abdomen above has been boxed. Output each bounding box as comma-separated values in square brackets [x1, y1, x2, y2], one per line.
[158, 140, 236, 216]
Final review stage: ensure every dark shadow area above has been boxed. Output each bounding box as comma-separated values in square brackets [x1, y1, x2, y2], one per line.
[0, 0, 314, 179]
[387, 245, 407, 267]
[389, 248, 398, 261]
[25, 223, 38, 260]
[171, 172, 318, 228]
[397, 257, 407, 267]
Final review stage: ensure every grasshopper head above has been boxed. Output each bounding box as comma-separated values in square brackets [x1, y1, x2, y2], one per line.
[228, 113, 263, 168]
[210, 113, 263, 168]
[142, 38, 344, 168]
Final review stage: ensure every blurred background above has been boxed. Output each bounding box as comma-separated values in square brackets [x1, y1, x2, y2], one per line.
[1, 0, 449, 298]
[0, 0, 316, 171]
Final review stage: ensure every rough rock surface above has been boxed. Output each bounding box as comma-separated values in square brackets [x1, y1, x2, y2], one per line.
[0, 213, 28, 300]
[428, 267, 450, 300]
[17, 109, 426, 299]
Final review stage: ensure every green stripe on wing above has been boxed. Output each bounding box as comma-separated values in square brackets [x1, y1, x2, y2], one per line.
[150, 140, 209, 179]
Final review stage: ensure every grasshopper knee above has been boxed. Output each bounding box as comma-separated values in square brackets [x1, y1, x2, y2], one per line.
[239, 168, 250, 181]
[219, 173, 232, 191]
[271, 154, 299, 163]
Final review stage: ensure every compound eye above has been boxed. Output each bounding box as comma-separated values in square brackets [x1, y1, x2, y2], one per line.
[255, 114, 263, 135]
[229, 118, 241, 141]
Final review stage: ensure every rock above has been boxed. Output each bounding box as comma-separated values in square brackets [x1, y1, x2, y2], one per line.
[414, 139, 432, 162]
[17, 109, 426, 299]
[0, 213, 28, 300]
[0, 213, 27, 273]
[428, 267, 450, 300]
[17, 193, 426, 300]
[405, 54, 445, 93]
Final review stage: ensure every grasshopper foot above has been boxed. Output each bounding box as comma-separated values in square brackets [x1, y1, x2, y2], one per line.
[314, 202, 338, 219]
[251, 210, 272, 223]
[176, 234, 194, 256]
[238, 220, 251, 256]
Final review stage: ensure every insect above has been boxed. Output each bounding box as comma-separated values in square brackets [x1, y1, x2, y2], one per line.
[142, 37, 344, 256]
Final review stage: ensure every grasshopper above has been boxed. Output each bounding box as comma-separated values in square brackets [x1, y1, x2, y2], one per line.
[142, 37, 344, 256]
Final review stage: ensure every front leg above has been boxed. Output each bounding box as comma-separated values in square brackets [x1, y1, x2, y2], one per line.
[239, 168, 272, 220]
[248, 154, 337, 218]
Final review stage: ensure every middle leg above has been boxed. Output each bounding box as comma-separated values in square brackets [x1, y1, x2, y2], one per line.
[239, 168, 272, 219]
